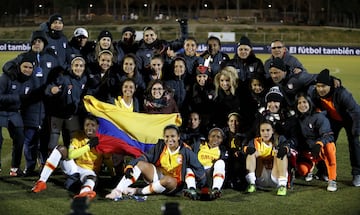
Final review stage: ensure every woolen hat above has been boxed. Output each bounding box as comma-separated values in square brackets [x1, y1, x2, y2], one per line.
[122, 26, 136, 36]
[270, 57, 286, 71]
[20, 53, 36, 65]
[49, 14, 63, 24]
[265, 86, 284, 103]
[316, 69, 332, 86]
[238, 36, 252, 47]
[30, 30, 48, 46]
[97, 30, 113, 41]
[74, 28, 88, 38]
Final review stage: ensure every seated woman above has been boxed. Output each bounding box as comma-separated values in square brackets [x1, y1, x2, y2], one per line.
[184, 127, 227, 200]
[244, 119, 289, 196]
[295, 93, 337, 192]
[105, 124, 206, 200]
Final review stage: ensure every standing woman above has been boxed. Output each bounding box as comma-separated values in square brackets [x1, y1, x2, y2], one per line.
[86, 50, 120, 103]
[45, 56, 87, 150]
[118, 53, 146, 97]
[105, 124, 206, 199]
[85, 30, 120, 64]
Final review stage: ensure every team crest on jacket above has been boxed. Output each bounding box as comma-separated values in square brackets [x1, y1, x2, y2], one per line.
[177, 155, 183, 164]
[46, 62, 52, 68]
[308, 123, 313, 129]
[287, 83, 294, 90]
[11, 84, 17, 90]
[63, 42, 67, 49]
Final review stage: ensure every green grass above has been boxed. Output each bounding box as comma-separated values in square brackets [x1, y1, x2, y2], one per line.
[0, 52, 360, 215]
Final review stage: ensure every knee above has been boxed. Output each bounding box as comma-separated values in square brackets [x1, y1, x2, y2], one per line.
[56, 145, 68, 159]
[162, 176, 177, 188]
[214, 159, 225, 170]
[297, 162, 313, 176]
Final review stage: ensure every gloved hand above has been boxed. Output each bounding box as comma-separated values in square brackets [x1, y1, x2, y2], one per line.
[246, 146, 256, 155]
[311, 144, 322, 157]
[88, 137, 99, 148]
[277, 145, 288, 159]
[124, 165, 134, 179]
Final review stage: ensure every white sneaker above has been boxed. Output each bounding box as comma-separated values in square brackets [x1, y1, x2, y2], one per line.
[327, 180, 337, 192]
[352, 175, 360, 187]
[105, 189, 122, 200]
[123, 187, 137, 195]
[305, 172, 313, 182]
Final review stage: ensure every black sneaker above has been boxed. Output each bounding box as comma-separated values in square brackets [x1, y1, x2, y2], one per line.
[183, 188, 199, 200]
[23, 169, 38, 177]
[9, 168, 24, 177]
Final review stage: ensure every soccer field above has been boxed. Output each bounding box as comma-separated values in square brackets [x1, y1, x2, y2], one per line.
[0, 52, 359, 215]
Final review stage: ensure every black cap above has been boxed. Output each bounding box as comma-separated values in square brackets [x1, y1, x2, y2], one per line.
[316, 69, 332, 86]
[238, 36, 252, 47]
[31, 30, 48, 47]
[270, 57, 286, 71]
[97, 30, 113, 41]
[20, 53, 36, 65]
[49, 13, 63, 24]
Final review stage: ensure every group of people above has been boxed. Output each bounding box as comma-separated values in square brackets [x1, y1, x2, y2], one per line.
[0, 13, 359, 201]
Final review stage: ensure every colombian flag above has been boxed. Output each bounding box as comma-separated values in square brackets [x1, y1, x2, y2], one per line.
[83, 95, 182, 152]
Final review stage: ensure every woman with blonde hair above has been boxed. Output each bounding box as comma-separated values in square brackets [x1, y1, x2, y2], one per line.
[211, 66, 241, 128]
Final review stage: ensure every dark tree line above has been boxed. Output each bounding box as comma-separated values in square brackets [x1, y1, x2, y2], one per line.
[0, 0, 359, 27]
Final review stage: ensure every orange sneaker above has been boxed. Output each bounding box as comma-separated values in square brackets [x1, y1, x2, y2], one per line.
[32, 180, 47, 193]
[74, 191, 97, 200]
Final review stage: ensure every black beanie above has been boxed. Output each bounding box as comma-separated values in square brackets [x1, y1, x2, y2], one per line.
[98, 30, 113, 41]
[122, 27, 136, 36]
[20, 53, 36, 65]
[316, 69, 332, 86]
[30, 30, 48, 47]
[270, 57, 286, 71]
[49, 14, 63, 24]
[238, 36, 252, 47]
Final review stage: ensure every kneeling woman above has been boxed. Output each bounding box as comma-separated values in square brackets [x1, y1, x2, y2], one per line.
[295, 93, 337, 192]
[105, 125, 206, 199]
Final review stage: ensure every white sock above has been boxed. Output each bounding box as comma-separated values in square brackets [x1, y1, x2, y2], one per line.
[246, 172, 256, 185]
[141, 180, 166, 194]
[115, 165, 141, 191]
[39, 149, 62, 182]
[185, 168, 196, 189]
[278, 177, 288, 187]
[80, 179, 95, 193]
[212, 160, 225, 190]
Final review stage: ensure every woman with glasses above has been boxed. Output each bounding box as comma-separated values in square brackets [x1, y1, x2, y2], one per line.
[143, 79, 179, 114]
